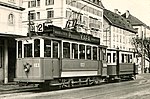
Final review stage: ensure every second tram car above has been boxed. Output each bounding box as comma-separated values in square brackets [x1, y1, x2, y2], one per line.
[107, 48, 138, 81]
[14, 25, 107, 88]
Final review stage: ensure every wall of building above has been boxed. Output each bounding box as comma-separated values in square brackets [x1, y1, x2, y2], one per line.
[0, 0, 24, 83]
[0, 0, 24, 35]
[22, 0, 103, 43]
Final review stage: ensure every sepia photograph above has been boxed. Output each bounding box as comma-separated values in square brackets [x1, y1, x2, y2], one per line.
[0, 0, 150, 99]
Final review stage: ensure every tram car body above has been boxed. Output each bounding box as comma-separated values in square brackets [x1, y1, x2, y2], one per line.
[107, 48, 138, 80]
[14, 25, 107, 87]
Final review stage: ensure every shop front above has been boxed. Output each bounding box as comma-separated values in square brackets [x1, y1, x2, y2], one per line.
[0, 34, 24, 84]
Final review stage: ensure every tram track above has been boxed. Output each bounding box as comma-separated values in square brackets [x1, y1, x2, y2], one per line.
[0, 79, 137, 98]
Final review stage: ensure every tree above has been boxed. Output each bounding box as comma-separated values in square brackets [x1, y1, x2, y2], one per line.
[132, 37, 150, 73]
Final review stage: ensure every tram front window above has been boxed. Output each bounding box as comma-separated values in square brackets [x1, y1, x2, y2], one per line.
[24, 44, 32, 57]
[34, 39, 40, 57]
[63, 42, 70, 58]
[86, 46, 91, 60]
[18, 41, 22, 58]
[79, 44, 85, 59]
[44, 39, 51, 57]
[53, 41, 58, 58]
[72, 43, 78, 59]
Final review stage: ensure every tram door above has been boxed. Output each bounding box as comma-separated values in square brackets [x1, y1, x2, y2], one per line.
[52, 40, 61, 77]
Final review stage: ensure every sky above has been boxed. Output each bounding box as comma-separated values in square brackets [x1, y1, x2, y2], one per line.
[102, 0, 150, 26]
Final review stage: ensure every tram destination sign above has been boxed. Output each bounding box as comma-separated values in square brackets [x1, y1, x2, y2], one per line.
[43, 25, 100, 44]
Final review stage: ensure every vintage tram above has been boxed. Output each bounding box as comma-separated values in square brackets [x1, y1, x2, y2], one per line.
[14, 25, 108, 88]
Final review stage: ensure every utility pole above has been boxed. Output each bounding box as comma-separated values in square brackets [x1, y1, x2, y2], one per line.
[141, 31, 144, 73]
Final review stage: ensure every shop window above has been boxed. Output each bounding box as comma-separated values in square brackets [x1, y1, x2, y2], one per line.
[72, 43, 78, 59]
[86, 46, 91, 60]
[18, 41, 22, 58]
[63, 42, 70, 58]
[79, 44, 85, 59]
[53, 41, 58, 58]
[34, 39, 40, 57]
[44, 39, 51, 57]
[93, 47, 97, 60]
[24, 44, 32, 57]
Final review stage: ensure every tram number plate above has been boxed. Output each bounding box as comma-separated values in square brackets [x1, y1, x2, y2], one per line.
[80, 63, 85, 67]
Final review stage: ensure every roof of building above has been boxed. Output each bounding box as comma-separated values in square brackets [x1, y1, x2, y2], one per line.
[0, 1, 25, 11]
[0, 33, 26, 38]
[103, 9, 137, 33]
[122, 11, 146, 26]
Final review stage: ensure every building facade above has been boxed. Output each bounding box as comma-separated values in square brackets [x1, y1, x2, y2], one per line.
[22, 0, 104, 44]
[103, 9, 137, 50]
[0, 0, 24, 83]
[122, 10, 150, 73]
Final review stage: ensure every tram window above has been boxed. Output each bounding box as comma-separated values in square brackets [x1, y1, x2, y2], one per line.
[72, 43, 78, 59]
[124, 54, 127, 63]
[34, 39, 40, 57]
[18, 41, 22, 58]
[86, 46, 91, 60]
[63, 42, 70, 58]
[93, 47, 97, 60]
[24, 44, 32, 57]
[113, 53, 116, 63]
[122, 54, 124, 63]
[79, 44, 85, 59]
[44, 39, 51, 57]
[102, 49, 106, 60]
[53, 41, 58, 58]
[107, 53, 111, 63]
[99, 48, 101, 60]
[130, 54, 132, 63]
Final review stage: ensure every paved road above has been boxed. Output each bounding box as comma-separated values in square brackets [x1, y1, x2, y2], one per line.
[1, 74, 150, 99]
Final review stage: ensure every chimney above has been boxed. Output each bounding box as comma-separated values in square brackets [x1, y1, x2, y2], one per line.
[126, 10, 130, 18]
[114, 9, 121, 15]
